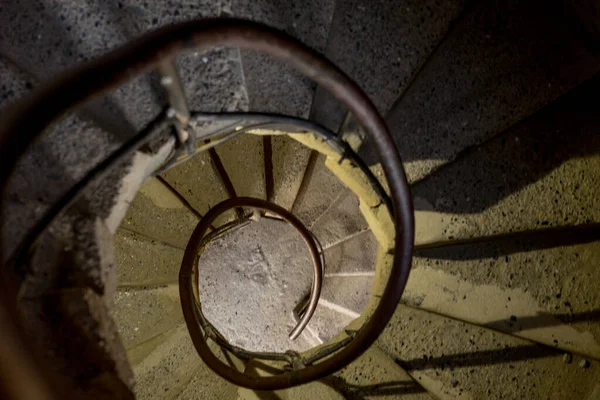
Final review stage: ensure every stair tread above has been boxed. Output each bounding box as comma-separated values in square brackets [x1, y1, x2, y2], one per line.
[378, 303, 600, 399]
[305, 302, 357, 344]
[408, 237, 600, 360]
[311, 188, 368, 249]
[311, 0, 464, 131]
[413, 76, 600, 245]
[231, 0, 336, 209]
[385, 0, 599, 183]
[270, 135, 312, 209]
[232, 0, 335, 117]
[323, 229, 378, 275]
[293, 154, 346, 226]
[335, 346, 433, 399]
[115, 228, 183, 287]
[215, 134, 266, 199]
[0, 57, 121, 258]
[160, 152, 231, 224]
[112, 285, 183, 351]
[134, 323, 234, 400]
[121, 178, 200, 249]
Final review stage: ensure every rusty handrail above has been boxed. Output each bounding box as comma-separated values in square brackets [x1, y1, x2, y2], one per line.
[0, 18, 414, 392]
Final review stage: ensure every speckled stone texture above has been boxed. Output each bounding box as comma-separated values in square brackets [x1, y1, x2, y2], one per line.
[270, 134, 312, 209]
[384, 0, 599, 182]
[311, 0, 464, 132]
[133, 324, 235, 400]
[198, 218, 316, 353]
[232, 0, 335, 117]
[112, 285, 183, 351]
[310, 189, 368, 248]
[293, 154, 346, 225]
[322, 230, 378, 274]
[120, 184, 199, 249]
[230, 0, 336, 211]
[114, 229, 183, 287]
[379, 304, 600, 399]
[334, 347, 432, 399]
[412, 76, 600, 243]
[408, 237, 600, 359]
[0, 57, 121, 259]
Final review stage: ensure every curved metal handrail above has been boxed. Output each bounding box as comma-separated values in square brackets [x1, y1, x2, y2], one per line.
[0, 18, 415, 391]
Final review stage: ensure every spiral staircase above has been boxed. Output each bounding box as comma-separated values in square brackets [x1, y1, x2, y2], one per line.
[1, 0, 600, 399]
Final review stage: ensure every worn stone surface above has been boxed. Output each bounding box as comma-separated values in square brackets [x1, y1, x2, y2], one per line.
[322, 229, 378, 275]
[0, 58, 120, 259]
[334, 346, 432, 399]
[198, 218, 316, 353]
[160, 152, 229, 219]
[120, 180, 199, 249]
[18, 215, 118, 311]
[0, 0, 160, 140]
[412, 76, 600, 244]
[320, 275, 372, 316]
[304, 303, 355, 344]
[114, 229, 183, 287]
[407, 238, 600, 359]
[215, 133, 266, 199]
[384, 0, 599, 182]
[311, 0, 465, 131]
[240, 359, 344, 400]
[134, 324, 234, 400]
[293, 155, 346, 226]
[271, 135, 312, 209]
[112, 285, 183, 351]
[379, 304, 600, 399]
[20, 288, 134, 396]
[232, 0, 334, 117]
[311, 189, 368, 248]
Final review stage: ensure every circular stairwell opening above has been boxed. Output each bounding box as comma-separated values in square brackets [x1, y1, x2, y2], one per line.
[197, 216, 316, 353]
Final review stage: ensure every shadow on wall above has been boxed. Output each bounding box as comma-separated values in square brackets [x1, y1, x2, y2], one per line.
[410, 74, 600, 215]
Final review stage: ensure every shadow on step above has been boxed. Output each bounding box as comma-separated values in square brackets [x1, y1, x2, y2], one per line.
[320, 376, 426, 400]
[396, 344, 557, 371]
[411, 74, 600, 215]
[414, 223, 600, 260]
[484, 310, 600, 334]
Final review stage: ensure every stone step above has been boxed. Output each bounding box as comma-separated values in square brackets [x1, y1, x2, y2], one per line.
[239, 360, 344, 400]
[412, 75, 600, 245]
[133, 323, 235, 400]
[334, 346, 433, 399]
[378, 303, 600, 399]
[311, 0, 464, 132]
[292, 154, 346, 226]
[303, 274, 373, 343]
[214, 133, 266, 199]
[322, 229, 378, 275]
[114, 228, 183, 287]
[406, 236, 600, 361]
[310, 188, 368, 249]
[112, 285, 183, 354]
[230, 0, 336, 209]
[159, 152, 233, 227]
[120, 177, 199, 249]
[0, 57, 120, 259]
[384, 0, 599, 183]
[270, 135, 312, 209]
